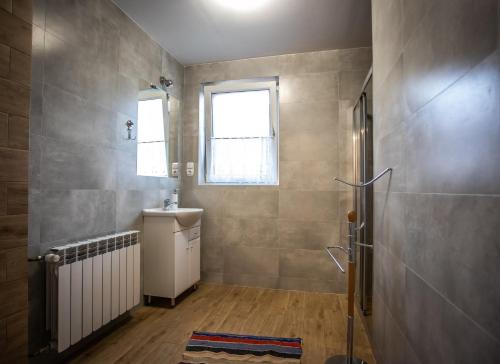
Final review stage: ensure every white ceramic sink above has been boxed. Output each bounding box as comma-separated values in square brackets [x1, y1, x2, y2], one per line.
[143, 207, 203, 227]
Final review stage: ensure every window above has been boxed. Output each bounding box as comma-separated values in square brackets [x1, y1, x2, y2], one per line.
[137, 89, 169, 177]
[200, 78, 279, 185]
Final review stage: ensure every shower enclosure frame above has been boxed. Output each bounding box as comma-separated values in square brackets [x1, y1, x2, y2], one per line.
[352, 68, 374, 316]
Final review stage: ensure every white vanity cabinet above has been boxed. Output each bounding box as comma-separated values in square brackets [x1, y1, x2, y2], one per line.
[142, 208, 202, 306]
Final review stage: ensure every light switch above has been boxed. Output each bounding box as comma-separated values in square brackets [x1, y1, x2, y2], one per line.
[186, 162, 194, 176]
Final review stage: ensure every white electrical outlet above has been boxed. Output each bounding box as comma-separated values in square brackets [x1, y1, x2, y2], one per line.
[186, 162, 194, 176]
[171, 162, 179, 177]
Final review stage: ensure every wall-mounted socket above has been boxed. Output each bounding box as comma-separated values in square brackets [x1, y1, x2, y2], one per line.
[171, 162, 179, 177]
[186, 162, 194, 176]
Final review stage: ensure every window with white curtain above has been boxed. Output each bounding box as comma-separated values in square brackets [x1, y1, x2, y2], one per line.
[137, 89, 169, 177]
[200, 78, 279, 185]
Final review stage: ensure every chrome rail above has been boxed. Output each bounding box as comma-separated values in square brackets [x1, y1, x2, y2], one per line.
[333, 167, 392, 188]
[325, 246, 347, 273]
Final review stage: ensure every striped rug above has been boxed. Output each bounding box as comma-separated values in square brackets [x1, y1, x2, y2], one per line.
[182, 331, 303, 363]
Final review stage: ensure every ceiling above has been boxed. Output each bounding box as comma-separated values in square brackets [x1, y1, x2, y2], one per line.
[113, 0, 372, 65]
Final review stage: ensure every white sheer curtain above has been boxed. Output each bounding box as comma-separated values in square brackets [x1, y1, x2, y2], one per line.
[208, 137, 277, 184]
[206, 89, 277, 184]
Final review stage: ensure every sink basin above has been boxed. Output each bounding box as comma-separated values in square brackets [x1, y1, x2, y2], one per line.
[142, 207, 203, 227]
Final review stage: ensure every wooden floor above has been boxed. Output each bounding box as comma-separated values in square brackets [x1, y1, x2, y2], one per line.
[72, 283, 375, 364]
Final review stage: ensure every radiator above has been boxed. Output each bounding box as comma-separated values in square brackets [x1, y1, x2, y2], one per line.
[45, 230, 141, 353]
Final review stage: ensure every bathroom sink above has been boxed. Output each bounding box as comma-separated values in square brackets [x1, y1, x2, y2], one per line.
[142, 207, 203, 227]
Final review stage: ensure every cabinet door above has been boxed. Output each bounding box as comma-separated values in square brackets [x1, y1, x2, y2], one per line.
[174, 231, 190, 296]
[190, 238, 201, 285]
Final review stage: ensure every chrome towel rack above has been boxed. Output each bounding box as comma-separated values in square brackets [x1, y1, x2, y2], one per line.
[324, 211, 369, 364]
[333, 167, 392, 188]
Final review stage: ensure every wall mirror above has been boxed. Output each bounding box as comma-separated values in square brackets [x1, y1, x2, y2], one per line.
[136, 86, 180, 178]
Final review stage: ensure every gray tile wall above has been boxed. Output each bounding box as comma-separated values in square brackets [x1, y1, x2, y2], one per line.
[28, 0, 184, 354]
[371, 0, 500, 362]
[182, 48, 372, 292]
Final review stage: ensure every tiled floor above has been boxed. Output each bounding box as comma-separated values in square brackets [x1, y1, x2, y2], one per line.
[72, 283, 375, 363]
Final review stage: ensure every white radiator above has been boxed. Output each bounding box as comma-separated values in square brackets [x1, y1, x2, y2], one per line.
[45, 231, 141, 353]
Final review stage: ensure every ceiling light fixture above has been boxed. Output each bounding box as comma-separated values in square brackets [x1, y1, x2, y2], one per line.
[213, 0, 270, 12]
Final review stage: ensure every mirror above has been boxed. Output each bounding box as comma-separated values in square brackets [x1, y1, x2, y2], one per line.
[135, 86, 180, 178]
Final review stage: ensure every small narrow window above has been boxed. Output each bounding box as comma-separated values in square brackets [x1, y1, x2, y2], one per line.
[137, 89, 169, 177]
[200, 78, 279, 185]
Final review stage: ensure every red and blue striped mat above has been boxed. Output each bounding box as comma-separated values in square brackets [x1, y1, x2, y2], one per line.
[182, 331, 303, 363]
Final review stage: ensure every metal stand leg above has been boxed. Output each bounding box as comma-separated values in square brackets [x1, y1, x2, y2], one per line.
[147, 295, 152, 305]
[325, 211, 368, 364]
[171, 297, 175, 307]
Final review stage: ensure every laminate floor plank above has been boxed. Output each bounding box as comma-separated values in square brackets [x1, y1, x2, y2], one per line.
[72, 283, 376, 364]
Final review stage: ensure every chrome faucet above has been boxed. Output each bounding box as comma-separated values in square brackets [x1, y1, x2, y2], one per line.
[163, 198, 176, 210]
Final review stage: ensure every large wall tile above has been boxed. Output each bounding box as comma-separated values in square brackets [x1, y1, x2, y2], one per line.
[222, 189, 279, 218]
[45, 0, 119, 69]
[225, 55, 280, 80]
[405, 50, 500, 195]
[279, 191, 338, 222]
[201, 235, 224, 274]
[403, 0, 497, 113]
[373, 192, 407, 260]
[372, 0, 500, 360]
[372, 0, 402, 87]
[40, 138, 117, 190]
[221, 217, 279, 248]
[382, 303, 421, 364]
[279, 161, 338, 191]
[224, 245, 279, 277]
[280, 100, 339, 133]
[279, 249, 344, 291]
[280, 72, 339, 104]
[373, 56, 408, 141]
[118, 17, 161, 82]
[223, 273, 279, 289]
[278, 219, 339, 250]
[28, 0, 183, 356]
[183, 48, 371, 293]
[404, 270, 500, 364]
[405, 193, 500, 340]
[280, 48, 372, 76]
[373, 243, 406, 326]
[39, 190, 116, 247]
[339, 70, 368, 100]
[280, 129, 338, 162]
[115, 190, 143, 231]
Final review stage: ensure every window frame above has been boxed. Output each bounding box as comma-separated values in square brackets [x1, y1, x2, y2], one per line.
[199, 77, 279, 186]
[136, 88, 170, 177]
